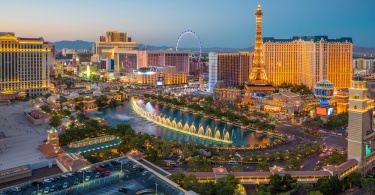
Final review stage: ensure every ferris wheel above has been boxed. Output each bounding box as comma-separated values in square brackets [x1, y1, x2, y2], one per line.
[176, 30, 202, 62]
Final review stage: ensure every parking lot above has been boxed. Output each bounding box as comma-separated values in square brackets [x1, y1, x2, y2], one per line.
[0, 157, 184, 195]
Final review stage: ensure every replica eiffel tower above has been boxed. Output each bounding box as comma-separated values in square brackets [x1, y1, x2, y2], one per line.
[243, 3, 273, 105]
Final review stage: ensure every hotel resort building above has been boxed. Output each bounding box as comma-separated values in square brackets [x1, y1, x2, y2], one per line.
[0, 32, 54, 99]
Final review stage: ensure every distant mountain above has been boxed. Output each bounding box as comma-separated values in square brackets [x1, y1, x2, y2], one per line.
[51, 40, 94, 50]
[51, 40, 375, 55]
[354, 46, 375, 55]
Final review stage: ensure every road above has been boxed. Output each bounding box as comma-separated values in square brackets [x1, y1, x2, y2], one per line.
[276, 123, 348, 170]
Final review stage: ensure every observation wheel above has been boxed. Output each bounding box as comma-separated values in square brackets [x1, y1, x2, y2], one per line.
[176, 30, 202, 62]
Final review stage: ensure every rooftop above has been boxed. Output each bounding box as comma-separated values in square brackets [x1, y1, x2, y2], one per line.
[263, 36, 352, 43]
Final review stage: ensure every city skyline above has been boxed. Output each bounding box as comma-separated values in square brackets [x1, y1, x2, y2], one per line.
[1, 0, 374, 48]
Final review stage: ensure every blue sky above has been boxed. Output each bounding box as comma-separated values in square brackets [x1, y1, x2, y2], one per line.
[1, 0, 374, 48]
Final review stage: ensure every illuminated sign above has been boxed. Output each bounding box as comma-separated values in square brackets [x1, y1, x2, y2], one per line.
[315, 106, 334, 116]
[156, 81, 163, 86]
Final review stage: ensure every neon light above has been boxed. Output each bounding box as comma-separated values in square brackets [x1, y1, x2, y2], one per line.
[366, 144, 371, 156]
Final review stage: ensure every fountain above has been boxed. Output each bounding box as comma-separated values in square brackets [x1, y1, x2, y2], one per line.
[131, 98, 232, 143]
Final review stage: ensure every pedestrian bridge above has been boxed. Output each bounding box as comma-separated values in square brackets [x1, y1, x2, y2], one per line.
[184, 159, 358, 184]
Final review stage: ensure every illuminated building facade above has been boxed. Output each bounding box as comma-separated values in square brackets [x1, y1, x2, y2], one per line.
[134, 66, 186, 86]
[96, 31, 138, 59]
[263, 36, 353, 89]
[347, 75, 375, 174]
[209, 52, 252, 87]
[0, 32, 53, 98]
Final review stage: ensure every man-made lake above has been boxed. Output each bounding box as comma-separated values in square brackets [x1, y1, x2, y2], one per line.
[92, 100, 278, 146]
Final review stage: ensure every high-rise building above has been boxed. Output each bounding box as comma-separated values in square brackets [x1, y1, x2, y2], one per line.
[0, 32, 54, 99]
[209, 52, 252, 88]
[347, 75, 375, 173]
[208, 52, 218, 93]
[96, 31, 138, 59]
[147, 51, 189, 73]
[263, 36, 353, 89]
[353, 58, 375, 75]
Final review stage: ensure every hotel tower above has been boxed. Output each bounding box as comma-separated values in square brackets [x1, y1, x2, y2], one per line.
[0, 32, 54, 98]
[347, 75, 375, 173]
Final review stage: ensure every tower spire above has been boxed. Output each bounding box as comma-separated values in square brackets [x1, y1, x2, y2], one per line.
[249, 3, 267, 82]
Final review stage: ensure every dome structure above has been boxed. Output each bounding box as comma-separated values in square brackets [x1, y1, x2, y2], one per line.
[314, 80, 335, 106]
[69, 91, 79, 99]
[93, 89, 102, 97]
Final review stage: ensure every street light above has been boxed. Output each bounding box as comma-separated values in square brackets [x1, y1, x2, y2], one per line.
[121, 160, 123, 172]
[155, 183, 158, 195]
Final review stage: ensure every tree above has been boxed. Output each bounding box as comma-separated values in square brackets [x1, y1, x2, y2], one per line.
[282, 174, 297, 189]
[308, 191, 323, 195]
[268, 174, 282, 193]
[196, 182, 216, 195]
[316, 176, 341, 195]
[215, 174, 240, 194]
[285, 158, 301, 171]
[75, 102, 84, 112]
[41, 105, 52, 114]
[49, 115, 62, 127]
[347, 171, 362, 188]
[258, 162, 270, 172]
[77, 112, 89, 122]
[96, 95, 109, 107]
[188, 156, 201, 171]
[170, 172, 186, 186]
[182, 175, 199, 191]
[362, 178, 375, 195]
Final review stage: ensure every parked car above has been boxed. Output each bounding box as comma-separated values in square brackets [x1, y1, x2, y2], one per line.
[61, 174, 68, 178]
[55, 176, 62, 180]
[74, 178, 79, 185]
[44, 187, 50, 194]
[118, 188, 128, 193]
[32, 181, 43, 186]
[142, 171, 149, 176]
[11, 187, 21, 192]
[85, 169, 92, 173]
[67, 173, 74, 177]
[37, 189, 44, 195]
[105, 170, 110, 176]
[43, 179, 52, 183]
[50, 178, 56, 182]
[85, 176, 90, 181]
[96, 172, 100, 178]
[63, 182, 69, 189]
[51, 185, 57, 191]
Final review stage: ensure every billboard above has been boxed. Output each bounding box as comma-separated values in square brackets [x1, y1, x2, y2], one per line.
[315, 106, 334, 116]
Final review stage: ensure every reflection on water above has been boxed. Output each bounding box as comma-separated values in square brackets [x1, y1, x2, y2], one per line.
[92, 100, 278, 146]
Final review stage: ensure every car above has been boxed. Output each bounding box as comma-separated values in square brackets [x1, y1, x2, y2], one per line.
[21, 185, 28, 190]
[118, 188, 128, 193]
[43, 179, 52, 183]
[85, 169, 92, 173]
[96, 166, 105, 172]
[105, 170, 110, 176]
[101, 172, 105, 177]
[32, 181, 43, 186]
[11, 187, 21, 192]
[138, 167, 144, 172]
[85, 175, 91, 181]
[61, 174, 68, 178]
[74, 178, 79, 185]
[67, 173, 74, 177]
[44, 187, 50, 194]
[338, 133, 343, 136]
[37, 189, 44, 195]
[55, 184, 62, 191]
[30, 191, 37, 195]
[63, 182, 69, 189]
[110, 161, 118, 165]
[99, 164, 106, 168]
[55, 176, 62, 180]
[96, 172, 100, 178]
[142, 171, 149, 176]
[50, 177, 56, 182]
[76, 170, 83, 174]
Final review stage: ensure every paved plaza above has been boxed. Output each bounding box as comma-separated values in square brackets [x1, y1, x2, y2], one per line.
[0, 102, 52, 171]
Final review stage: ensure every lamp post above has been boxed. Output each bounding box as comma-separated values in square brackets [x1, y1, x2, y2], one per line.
[37, 183, 39, 193]
[155, 183, 158, 195]
[121, 160, 123, 172]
